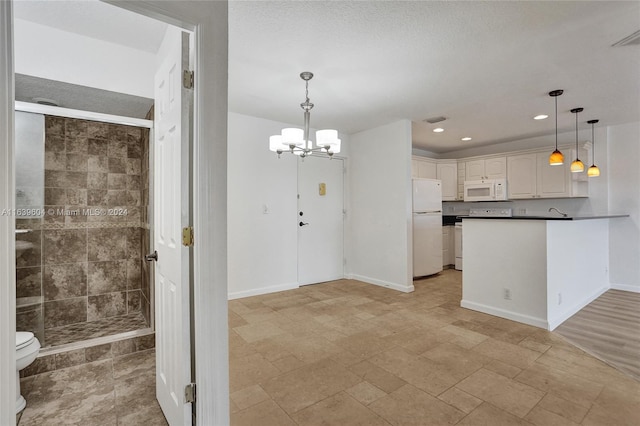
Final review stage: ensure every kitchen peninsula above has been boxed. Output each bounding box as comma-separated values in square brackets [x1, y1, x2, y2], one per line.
[461, 214, 629, 330]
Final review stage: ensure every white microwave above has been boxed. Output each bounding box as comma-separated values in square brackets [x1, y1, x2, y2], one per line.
[463, 178, 508, 202]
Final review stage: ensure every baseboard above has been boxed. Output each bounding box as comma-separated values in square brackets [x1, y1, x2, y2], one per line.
[460, 300, 548, 329]
[610, 282, 640, 293]
[228, 282, 299, 300]
[347, 274, 414, 293]
[547, 285, 609, 331]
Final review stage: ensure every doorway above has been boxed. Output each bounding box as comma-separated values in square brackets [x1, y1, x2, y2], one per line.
[297, 155, 345, 286]
[1, 2, 229, 425]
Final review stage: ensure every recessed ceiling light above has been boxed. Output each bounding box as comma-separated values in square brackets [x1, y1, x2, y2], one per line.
[433, 128, 444, 133]
[534, 114, 549, 120]
[461, 137, 472, 141]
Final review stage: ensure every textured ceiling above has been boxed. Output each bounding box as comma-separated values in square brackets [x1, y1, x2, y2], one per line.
[228, 1, 640, 153]
[13, 1, 640, 154]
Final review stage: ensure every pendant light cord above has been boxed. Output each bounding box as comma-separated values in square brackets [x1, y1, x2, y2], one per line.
[592, 122, 595, 163]
[555, 95, 558, 150]
[575, 110, 579, 154]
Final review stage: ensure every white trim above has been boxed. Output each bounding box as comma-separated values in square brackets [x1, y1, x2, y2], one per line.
[610, 283, 640, 293]
[228, 282, 299, 300]
[0, 1, 16, 422]
[347, 274, 415, 293]
[547, 285, 609, 331]
[15, 100, 153, 128]
[461, 300, 549, 330]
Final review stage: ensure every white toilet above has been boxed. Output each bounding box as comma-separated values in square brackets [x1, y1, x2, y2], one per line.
[16, 331, 41, 413]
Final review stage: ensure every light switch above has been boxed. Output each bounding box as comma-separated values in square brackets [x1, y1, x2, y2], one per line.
[319, 183, 326, 196]
[262, 204, 270, 214]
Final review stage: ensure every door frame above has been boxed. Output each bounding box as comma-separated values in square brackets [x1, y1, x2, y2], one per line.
[0, 1, 229, 425]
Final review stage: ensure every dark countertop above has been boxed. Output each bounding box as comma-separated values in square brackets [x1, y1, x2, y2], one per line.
[460, 214, 629, 221]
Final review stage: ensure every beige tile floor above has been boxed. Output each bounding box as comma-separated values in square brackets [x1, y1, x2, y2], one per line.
[19, 349, 167, 426]
[19, 270, 639, 425]
[229, 270, 640, 425]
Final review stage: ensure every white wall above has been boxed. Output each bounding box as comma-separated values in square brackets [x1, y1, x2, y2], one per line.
[547, 219, 610, 329]
[14, 18, 155, 98]
[347, 119, 414, 292]
[227, 113, 299, 298]
[462, 220, 549, 328]
[608, 121, 640, 291]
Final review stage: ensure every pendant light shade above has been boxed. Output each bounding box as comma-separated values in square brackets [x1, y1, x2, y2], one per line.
[570, 108, 585, 173]
[587, 119, 600, 177]
[548, 90, 564, 165]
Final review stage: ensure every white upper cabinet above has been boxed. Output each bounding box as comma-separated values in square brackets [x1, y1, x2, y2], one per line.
[437, 162, 457, 201]
[536, 152, 570, 198]
[507, 153, 537, 199]
[465, 157, 506, 180]
[507, 148, 588, 199]
[412, 157, 437, 179]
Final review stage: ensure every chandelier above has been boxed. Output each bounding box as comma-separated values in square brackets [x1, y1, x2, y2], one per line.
[269, 72, 341, 158]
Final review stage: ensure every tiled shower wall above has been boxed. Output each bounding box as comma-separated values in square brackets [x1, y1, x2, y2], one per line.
[16, 115, 150, 345]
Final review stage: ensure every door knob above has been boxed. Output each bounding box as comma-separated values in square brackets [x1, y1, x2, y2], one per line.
[145, 250, 158, 262]
[299, 222, 309, 227]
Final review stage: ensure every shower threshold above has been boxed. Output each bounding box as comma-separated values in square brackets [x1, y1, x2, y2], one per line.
[43, 311, 149, 349]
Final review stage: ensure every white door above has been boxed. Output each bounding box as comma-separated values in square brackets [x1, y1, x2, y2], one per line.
[154, 28, 193, 426]
[297, 156, 344, 285]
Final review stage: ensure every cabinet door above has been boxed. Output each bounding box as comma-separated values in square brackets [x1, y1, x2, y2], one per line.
[536, 152, 569, 198]
[465, 160, 485, 181]
[437, 162, 457, 201]
[442, 226, 450, 266]
[411, 159, 419, 178]
[485, 157, 507, 179]
[418, 160, 437, 179]
[507, 154, 536, 199]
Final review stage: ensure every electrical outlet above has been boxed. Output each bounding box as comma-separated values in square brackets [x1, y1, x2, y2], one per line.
[558, 292, 562, 305]
[503, 288, 512, 300]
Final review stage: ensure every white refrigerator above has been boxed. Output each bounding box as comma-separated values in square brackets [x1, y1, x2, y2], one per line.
[412, 178, 443, 277]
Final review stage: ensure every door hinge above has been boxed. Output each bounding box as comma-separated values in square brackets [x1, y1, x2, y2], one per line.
[182, 226, 194, 246]
[183, 70, 194, 89]
[184, 383, 196, 404]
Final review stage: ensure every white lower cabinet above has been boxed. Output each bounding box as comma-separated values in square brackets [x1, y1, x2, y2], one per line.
[442, 225, 454, 267]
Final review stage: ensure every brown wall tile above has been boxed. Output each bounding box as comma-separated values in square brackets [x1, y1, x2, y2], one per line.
[45, 116, 64, 135]
[127, 290, 141, 312]
[88, 155, 109, 173]
[87, 228, 126, 261]
[87, 292, 126, 321]
[108, 157, 126, 173]
[87, 172, 108, 189]
[16, 267, 42, 298]
[126, 259, 142, 290]
[85, 343, 112, 362]
[44, 297, 87, 328]
[45, 188, 67, 205]
[20, 354, 55, 378]
[65, 153, 88, 172]
[43, 263, 87, 301]
[43, 229, 87, 264]
[55, 349, 86, 369]
[126, 228, 142, 259]
[65, 120, 87, 139]
[108, 139, 128, 158]
[108, 173, 127, 190]
[16, 230, 42, 268]
[88, 138, 107, 156]
[45, 152, 66, 171]
[45, 135, 65, 153]
[88, 261, 127, 295]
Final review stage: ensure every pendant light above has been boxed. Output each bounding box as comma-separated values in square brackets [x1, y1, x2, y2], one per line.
[587, 119, 600, 177]
[570, 108, 585, 173]
[548, 90, 564, 165]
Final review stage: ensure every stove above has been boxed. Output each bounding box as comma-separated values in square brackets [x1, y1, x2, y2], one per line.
[468, 208, 513, 217]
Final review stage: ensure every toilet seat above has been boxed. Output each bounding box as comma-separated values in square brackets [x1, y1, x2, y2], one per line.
[16, 331, 35, 350]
